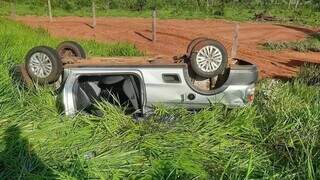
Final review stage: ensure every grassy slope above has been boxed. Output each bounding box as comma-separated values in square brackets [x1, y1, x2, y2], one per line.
[262, 34, 320, 52]
[0, 1, 319, 27]
[0, 18, 320, 179]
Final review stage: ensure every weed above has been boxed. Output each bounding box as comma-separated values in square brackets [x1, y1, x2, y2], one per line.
[262, 34, 320, 52]
[297, 63, 320, 86]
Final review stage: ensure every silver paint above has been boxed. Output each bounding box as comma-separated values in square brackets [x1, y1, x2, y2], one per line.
[60, 65, 257, 116]
[29, 52, 53, 78]
[196, 45, 222, 72]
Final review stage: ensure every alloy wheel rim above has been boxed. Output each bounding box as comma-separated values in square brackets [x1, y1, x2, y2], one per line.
[196, 45, 223, 73]
[29, 52, 53, 78]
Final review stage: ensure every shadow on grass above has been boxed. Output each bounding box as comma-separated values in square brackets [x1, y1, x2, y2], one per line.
[0, 125, 57, 179]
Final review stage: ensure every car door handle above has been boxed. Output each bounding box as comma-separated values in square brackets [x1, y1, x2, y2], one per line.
[162, 74, 181, 83]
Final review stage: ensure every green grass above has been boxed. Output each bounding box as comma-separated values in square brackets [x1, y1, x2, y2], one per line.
[1, 17, 320, 179]
[0, 1, 320, 27]
[0, 18, 142, 67]
[297, 63, 320, 86]
[262, 34, 320, 52]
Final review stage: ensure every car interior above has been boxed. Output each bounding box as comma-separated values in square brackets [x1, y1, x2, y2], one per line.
[75, 74, 142, 116]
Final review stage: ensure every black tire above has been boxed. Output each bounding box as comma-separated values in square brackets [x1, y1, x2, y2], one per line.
[9, 65, 34, 88]
[25, 46, 63, 84]
[186, 37, 208, 56]
[57, 41, 86, 59]
[190, 39, 228, 78]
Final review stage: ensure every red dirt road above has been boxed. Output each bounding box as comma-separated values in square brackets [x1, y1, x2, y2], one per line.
[16, 16, 319, 78]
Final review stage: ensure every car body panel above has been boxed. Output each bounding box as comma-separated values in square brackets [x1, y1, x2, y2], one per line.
[60, 64, 258, 116]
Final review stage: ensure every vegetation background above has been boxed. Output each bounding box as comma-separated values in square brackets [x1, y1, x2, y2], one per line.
[0, 0, 320, 26]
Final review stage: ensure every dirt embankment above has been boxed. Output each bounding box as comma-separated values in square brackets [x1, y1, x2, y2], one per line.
[16, 16, 319, 78]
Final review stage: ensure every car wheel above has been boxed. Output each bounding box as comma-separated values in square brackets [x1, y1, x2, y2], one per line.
[54, 75, 63, 90]
[190, 39, 228, 78]
[186, 37, 208, 57]
[25, 46, 63, 84]
[57, 41, 86, 59]
[10, 65, 34, 88]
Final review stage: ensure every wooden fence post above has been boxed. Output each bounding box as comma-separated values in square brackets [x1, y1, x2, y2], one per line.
[48, 0, 53, 22]
[294, 0, 300, 10]
[105, 0, 110, 9]
[231, 23, 239, 59]
[92, 0, 96, 28]
[11, 0, 16, 19]
[152, 10, 157, 42]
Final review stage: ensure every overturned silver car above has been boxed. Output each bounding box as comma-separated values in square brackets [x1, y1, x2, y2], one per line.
[61, 63, 257, 117]
[16, 38, 258, 117]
